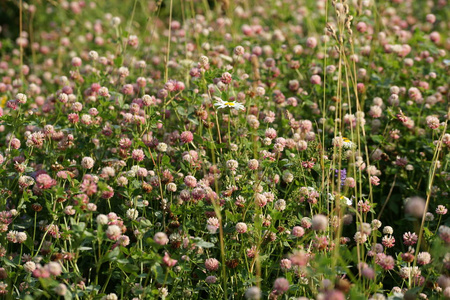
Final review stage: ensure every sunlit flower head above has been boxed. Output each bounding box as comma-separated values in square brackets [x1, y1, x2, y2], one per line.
[332, 136, 354, 149]
[340, 195, 352, 206]
[213, 97, 245, 111]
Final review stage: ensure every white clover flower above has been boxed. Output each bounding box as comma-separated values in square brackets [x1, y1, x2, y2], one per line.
[111, 17, 121, 27]
[96, 214, 109, 225]
[126, 208, 139, 220]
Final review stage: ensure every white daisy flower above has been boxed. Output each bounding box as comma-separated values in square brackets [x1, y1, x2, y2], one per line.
[342, 137, 354, 149]
[340, 195, 352, 206]
[332, 136, 354, 149]
[213, 96, 245, 110]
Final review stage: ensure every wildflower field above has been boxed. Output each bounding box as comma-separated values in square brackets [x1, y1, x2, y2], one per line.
[0, 0, 449, 299]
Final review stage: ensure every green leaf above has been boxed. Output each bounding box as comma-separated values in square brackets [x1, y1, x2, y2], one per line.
[71, 221, 87, 238]
[114, 57, 123, 67]
[153, 264, 169, 284]
[131, 179, 141, 189]
[23, 234, 34, 252]
[371, 135, 383, 144]
[191, 238, 215, 248]
[2, 258, 17, 268]
[161, 155, 170, 166]
[103, 247, 120, 263]
[423, 227, 433, 239]
[225, 210, 238, 223]
[177, 106, 187, 116]
[140, 219, 152, 227]
[188, 116, 199, 125]
[118, 261, 139, 273]
[78, 247, 93, 251]
[64, 290, 73, 300]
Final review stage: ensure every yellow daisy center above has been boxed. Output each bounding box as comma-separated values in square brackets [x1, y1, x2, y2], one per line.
[0, 96, 7, 108]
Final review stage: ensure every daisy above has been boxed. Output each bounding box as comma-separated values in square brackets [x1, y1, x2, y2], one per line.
[340, 195, 352, 206]
[342, 137, 354, 149]
[0, 96, 7, 108]
[329, 193, 352, 206]
[213, 97, 245, 110]
[332, 136, 354, 149]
